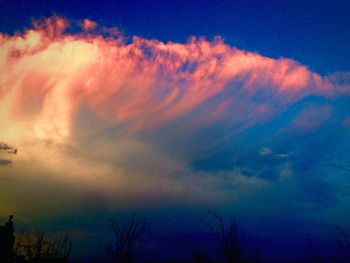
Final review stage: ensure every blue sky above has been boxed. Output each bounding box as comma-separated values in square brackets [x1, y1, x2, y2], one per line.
[0, 1, 350, 261]
[1, 0, 350, 74]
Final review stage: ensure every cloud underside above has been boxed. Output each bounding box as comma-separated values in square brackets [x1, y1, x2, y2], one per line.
[0, 17, 349, 219]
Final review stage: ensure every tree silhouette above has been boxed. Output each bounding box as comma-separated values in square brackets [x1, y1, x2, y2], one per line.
[14, 227, 71, 263]
[329, 163, 350, 261]
[335, 225, 350, 261]
[106, 215, 148, 263]
[306, 235, 321, 263]
[205, 211, 244, 263]
[0, 215, 15, 262]
[192, 251, 212, 263]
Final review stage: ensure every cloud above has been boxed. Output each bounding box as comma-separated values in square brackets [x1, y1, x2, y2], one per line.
[0, 17, 340, 143]
[80, 19, 97, 31]
[344, 116, 350, 127]
[1, 17, 350, 220]
[259, 147, 273, 156]
[276, 163, 293, 181]
[276, 152, 292, 158]
[286, 104, 333, 134]
[0, 159, 12, 166]
[259, 147, 292, 159]
[327, 71, 350, 87]
[0, 142, 17, 154]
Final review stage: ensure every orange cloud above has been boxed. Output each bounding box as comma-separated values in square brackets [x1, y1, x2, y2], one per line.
[81, 19, 97, 31]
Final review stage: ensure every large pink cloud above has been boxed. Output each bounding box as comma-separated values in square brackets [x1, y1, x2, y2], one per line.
[0, 17, 342, 143]
[2, 17, 350, 218]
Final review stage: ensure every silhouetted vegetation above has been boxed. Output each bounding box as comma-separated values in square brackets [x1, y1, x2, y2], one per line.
[335, 225, 350, 261]
[14, 228, 71, 263]
[306, 235, 321, 263]
[191, 251, 212, 263]
[106, 215, 148, 263]
[205, 211, 244, 263]
[0, 216, 71, 263]
[1, 214, 350, 262]
[0, 215, 15, 262]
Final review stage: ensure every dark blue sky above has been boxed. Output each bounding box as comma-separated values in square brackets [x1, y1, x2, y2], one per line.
[1, 0, 350, 74]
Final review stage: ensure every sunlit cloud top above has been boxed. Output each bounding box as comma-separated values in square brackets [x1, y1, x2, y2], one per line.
[0, 17, 344, 143]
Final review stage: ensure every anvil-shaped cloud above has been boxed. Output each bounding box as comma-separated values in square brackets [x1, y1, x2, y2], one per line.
[1, 17, 349, 220]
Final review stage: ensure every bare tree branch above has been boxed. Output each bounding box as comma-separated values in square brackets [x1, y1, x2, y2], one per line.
[204, 210, 244, 263]
[106, 215, 148, 263]
[14, 227, 71, 262]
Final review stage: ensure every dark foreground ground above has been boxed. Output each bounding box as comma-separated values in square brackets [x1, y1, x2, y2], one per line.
[1, 214, 350, 263]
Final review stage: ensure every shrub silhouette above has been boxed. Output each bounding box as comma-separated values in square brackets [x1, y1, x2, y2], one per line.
[106, 215, 148, 263]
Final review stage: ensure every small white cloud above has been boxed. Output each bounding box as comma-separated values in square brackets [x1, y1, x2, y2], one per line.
[277, 163, 293, 181]
[276, 152, 293, 158]
[259, 147, 273, 156]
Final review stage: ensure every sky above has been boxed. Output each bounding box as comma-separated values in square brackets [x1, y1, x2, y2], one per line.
[1, 0, 350, 261]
